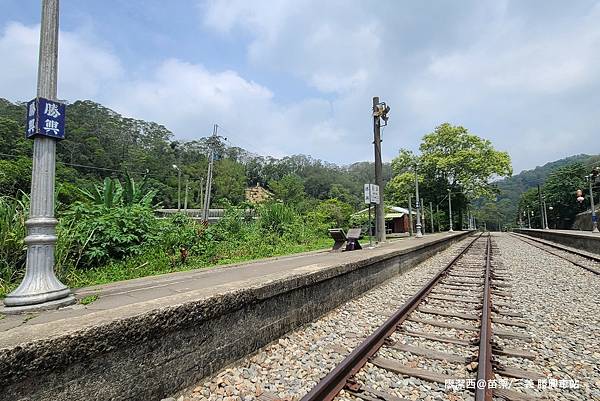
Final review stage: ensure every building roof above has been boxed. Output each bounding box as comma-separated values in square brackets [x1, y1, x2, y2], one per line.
[353, 205, 417, 218]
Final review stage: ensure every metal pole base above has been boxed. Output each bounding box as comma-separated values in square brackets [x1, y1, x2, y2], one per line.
[416, 225, 423, 238]
[3, 217, 75, 313]
[1, 294, 75, 314]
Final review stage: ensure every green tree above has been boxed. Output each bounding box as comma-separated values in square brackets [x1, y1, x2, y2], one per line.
[269, 173, 306, 205]
[213, 158, 246, 206]
[389, 123, 512, 227]
[309, 198, 354, 229]
[520, 162, 587, 229]
[419, 123, 512, 198]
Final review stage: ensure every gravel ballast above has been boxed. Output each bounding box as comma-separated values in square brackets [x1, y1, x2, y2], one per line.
[168, 233, 600, 401]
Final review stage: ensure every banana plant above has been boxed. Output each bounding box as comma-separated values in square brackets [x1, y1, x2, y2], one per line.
[79, 173, 156, 208]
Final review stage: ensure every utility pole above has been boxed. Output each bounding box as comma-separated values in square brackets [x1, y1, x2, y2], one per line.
[429, 202, 434, 233]
[202, 124, 226, 222]
[408, 197, 413, 237]
[177, 167, 182, 210]
[448, 189, 453, 232]
[414, 165, 423, 238]
[537, 185, 545, 229]
[436, 204, 441, 232]
[527, 209, 531, 228]
[542, 198, 549, 230]
[587, 172, 599, 233]
[420, 197, 426, 234]
[202, 125, 216, 222]
[184, 177, 189, 212]
[518, 209, 523, 228]
[3, 0, 75, 312]
[197, 177, 204, 207]
[372, 97, 388, 243]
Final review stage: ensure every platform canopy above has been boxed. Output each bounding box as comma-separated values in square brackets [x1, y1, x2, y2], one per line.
[353, 205, 416, 219]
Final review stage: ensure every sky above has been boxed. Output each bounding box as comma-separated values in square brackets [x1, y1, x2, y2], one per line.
[1, 0, 599, 174]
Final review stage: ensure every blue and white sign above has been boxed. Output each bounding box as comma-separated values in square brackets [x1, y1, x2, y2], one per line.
[26, 97, 66, 140]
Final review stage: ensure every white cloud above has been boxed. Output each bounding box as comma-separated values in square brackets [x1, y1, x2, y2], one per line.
[4, 1, 600, 173]
[426, 5, 600, 94]
[199, 0, 600, 172]
[109, 58, 353, 160]
[0, 22, 123, 102]
[202, 0, 379, 94]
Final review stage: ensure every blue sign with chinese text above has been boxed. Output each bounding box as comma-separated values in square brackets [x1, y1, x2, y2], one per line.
[25, 97, 66, 140]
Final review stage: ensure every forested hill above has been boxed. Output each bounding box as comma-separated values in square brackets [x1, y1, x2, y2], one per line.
[496, 154, 600, 203]
[475, 153, 600, 229]
[0, 98, 391, 209]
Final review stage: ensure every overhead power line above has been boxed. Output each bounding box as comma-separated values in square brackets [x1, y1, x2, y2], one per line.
[0, 152, 165, 178]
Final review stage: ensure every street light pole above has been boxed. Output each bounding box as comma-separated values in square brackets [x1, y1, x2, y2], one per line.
[543, 198, 549, 230]
[519, 209, 523, 228]
[537, 185, 545, 229]
[429, 202, 434, 233]
[3, 0, 75, 312]
[184, 177, 189, 212]
[588, 174, 599, 233]
[407, 196, 413, 237]
[172, 164, 181, 211]
[448, 189, 453, 232]
[372, 97, 386, 243]
[414, 165, 423, 238]
[421, 197, 426, 234]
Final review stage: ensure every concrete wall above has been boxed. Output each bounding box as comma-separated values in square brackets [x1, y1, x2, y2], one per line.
[0, 232, 471, 401]
[514, 229, 600, 255]
[572, 208, 599, 231]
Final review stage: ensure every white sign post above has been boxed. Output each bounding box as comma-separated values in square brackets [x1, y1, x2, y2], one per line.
[364, 184, 380, 204]
[364, 184, 380, 247]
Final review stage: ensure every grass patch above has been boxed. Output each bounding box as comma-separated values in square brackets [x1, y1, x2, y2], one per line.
[0, 237, 330, 299]
[23, 313, 37, 322]
[79, 294, 99, 305]
[0, 313, 5, 320]
[60, 237, 330, 291]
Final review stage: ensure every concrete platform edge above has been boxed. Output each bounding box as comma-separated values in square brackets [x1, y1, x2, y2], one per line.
[0, 231, 472, 401]
[514, 229, 600, 255]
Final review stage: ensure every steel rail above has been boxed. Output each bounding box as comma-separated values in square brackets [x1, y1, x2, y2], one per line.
[300, 232, 484, 401]
[475, 234, 493, 401]
[511, 233, 600, 275]
[513, 233, 600, 263]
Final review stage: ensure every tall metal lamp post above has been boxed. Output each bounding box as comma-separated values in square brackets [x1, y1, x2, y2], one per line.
[3, 0, 76, 313]
[448, 189, 453, 232]
[172, 164, 181, 211]
[542, 197, 549, 230]
[372, 97, 390, 242]
[414, 164, 423, 238]
[587, 167, 599, 233]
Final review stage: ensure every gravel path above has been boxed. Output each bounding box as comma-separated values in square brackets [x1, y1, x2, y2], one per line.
[167, 233, 600, 401]
[169, 237, 476, 401]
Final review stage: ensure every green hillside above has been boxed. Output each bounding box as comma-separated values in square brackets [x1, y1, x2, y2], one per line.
[476, 154, 600, 229]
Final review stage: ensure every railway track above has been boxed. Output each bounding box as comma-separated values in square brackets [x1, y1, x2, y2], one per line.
[510, 233, 600, 275]
[301, 233, 543, 401]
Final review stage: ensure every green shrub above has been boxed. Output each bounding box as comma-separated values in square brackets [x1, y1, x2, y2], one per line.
[0, 193, 28, 294]
[308, 198, 354, 230]
[155, 213, 204, 255]
[258, 202, 298, 235]
[60, 202, 161, 268]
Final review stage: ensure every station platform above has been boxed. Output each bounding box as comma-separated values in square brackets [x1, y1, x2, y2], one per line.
[514, 228, 600, 255]
[0, 230, 472, 401]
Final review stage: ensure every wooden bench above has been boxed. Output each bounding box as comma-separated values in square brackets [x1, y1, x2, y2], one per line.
[328, 228, 363, 252]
